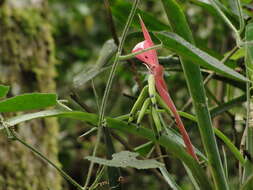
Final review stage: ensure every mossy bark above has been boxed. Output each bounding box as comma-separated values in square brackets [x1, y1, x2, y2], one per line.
[0, 1, 61, 189]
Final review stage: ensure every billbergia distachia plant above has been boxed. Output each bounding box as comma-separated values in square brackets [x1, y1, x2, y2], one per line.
[0, 0, 253, 189]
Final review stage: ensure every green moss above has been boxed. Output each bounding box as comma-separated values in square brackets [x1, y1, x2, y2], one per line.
[0, 5, 57, 91]
[0, 3, 61, 190]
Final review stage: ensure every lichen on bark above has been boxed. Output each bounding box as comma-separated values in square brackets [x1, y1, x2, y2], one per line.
[0, 1, 61, 189]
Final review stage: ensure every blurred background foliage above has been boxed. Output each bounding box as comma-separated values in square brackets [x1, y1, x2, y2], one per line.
[47, 0, 251, 189]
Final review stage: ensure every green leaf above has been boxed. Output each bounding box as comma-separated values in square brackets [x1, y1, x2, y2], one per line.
[0, 93, 57, 113]
[161, 0, 229, 189]
[156, 32, 248, 82]
[86, 151, 164, 169]
[0, 85, 10, 98]
[111, 0, 169, 31]
[3, 109, 97, 127]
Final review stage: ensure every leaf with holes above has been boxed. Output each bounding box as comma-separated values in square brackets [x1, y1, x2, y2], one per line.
[86, 151, 164, 169]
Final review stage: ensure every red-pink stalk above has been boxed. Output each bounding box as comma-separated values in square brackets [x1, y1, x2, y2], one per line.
[132, 17, 198, 161]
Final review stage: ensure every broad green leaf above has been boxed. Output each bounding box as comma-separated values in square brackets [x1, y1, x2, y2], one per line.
[1, 109, 211, 189]
[0, 85, 9, 98]
[0, 93, 57, 113]
[3, 109, 97, 127]
[73, 39, 117, 89]
[156, 32, 248, 82]
[86, 151, 164, 169]
[111, 0, 169, 31]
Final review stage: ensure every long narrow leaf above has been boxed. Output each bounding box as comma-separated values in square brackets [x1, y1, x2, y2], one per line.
[160, 0, 229, 189]
[156, 32, 248, 82]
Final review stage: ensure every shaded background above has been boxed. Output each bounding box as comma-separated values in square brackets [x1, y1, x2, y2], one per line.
[1, 0, 252, 189]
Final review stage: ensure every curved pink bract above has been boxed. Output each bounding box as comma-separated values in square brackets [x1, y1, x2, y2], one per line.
[132, 17, 198, 161]
[132, 18, 159, 67]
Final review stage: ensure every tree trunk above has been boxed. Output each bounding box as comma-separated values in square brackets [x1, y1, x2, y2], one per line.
[0, 0, 61, 189]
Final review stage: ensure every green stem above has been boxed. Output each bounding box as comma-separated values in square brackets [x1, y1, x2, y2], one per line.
[89, 166, 106, 190]
[243, 22, 253, 183]
[119, 44, 163, 61]
[83, 0, 140, 189]
[8, 128, 84, 190]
